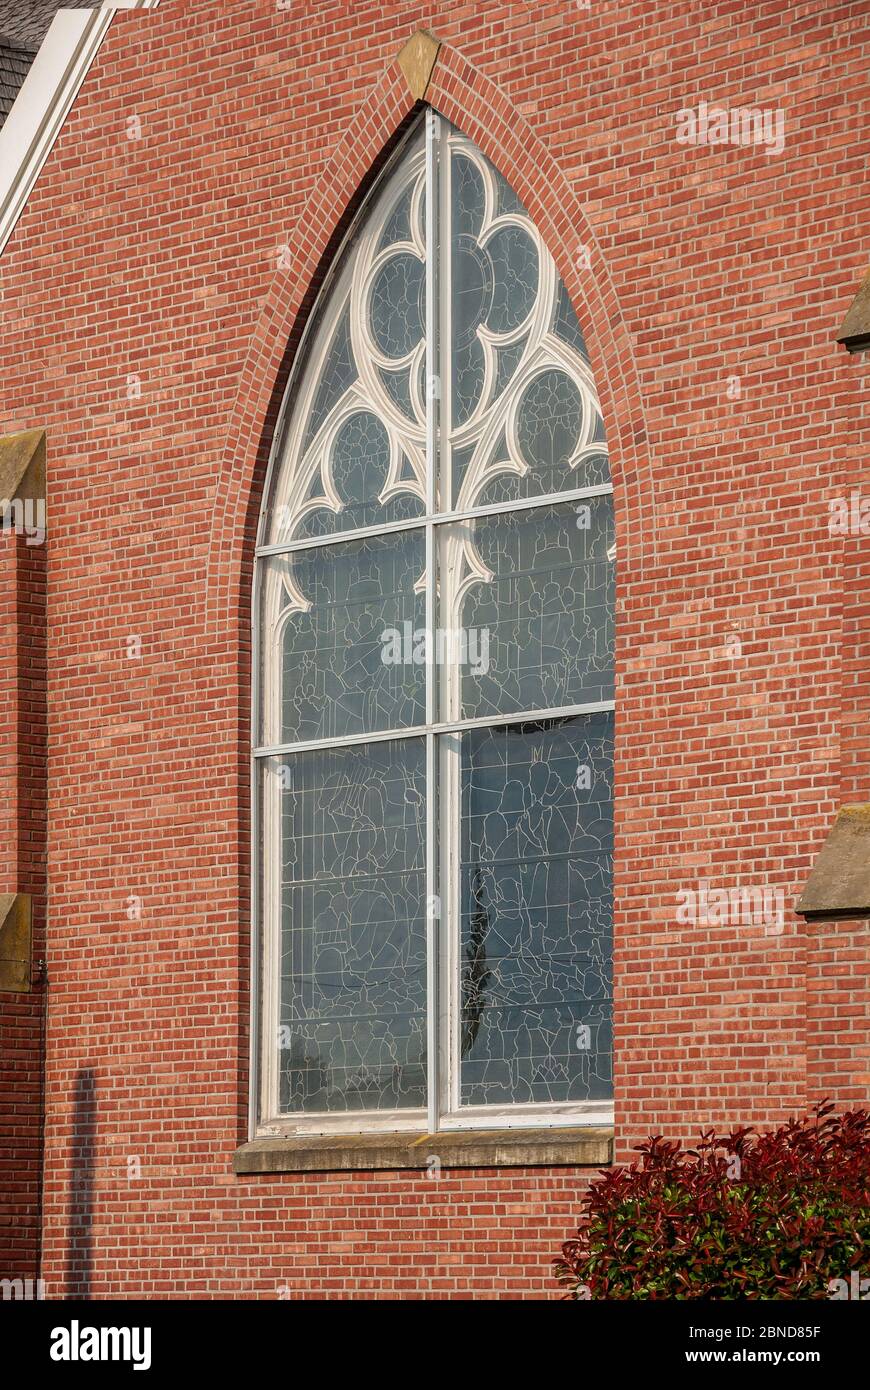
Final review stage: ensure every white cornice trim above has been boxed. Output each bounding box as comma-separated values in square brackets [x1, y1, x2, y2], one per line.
[0, 1, 160, 259]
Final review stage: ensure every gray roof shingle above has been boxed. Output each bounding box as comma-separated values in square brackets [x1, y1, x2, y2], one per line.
[0, 37, 34, 126]
[0, 2, 102, 52]
[0, 3, 103, 129]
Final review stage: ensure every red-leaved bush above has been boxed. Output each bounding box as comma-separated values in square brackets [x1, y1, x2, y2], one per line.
[555, 1103, 870, 1299]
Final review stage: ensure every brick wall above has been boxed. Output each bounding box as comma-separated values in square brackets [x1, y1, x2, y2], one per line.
[0, 0, 866, 1297]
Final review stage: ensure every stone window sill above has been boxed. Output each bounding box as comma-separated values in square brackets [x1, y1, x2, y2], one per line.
[233, 1126, 613, 1174]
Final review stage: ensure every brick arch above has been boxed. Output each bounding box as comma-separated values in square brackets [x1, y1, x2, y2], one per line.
[204, 41, 655, 642]
[203, 60, 417, 639]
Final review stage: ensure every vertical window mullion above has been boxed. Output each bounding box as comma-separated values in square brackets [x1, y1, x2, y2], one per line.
[438, 120, 453, 514]
[250, 559, 263, 1138]
[440, 729, 461, 1115]
[424, 108, 440, 1133]
[436, 122, 463, 1119]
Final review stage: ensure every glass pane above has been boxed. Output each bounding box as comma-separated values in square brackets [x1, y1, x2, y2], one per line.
[443, 496, 614, 722]
[444, 123, 608, 510]
[262, 125, 427, 546]
[458, 714, 613, 1106]
[265, 739, 427, 1114]
[259, 530, 427, 746]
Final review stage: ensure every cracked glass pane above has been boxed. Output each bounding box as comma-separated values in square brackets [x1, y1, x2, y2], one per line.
[259, 530, 426, 746]
[269, 739, 427, 1113]
[451, 496, 615, 720]
[459, 714, 613, 1106]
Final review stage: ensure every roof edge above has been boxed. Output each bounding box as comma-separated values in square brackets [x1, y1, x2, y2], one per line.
[836, 266, 870, 353]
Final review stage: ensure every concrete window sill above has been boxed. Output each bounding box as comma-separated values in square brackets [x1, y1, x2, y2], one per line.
[233, 1126, 613, 1175]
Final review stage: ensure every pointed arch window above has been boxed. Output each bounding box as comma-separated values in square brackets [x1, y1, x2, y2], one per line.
[253, 113, 614, 1136]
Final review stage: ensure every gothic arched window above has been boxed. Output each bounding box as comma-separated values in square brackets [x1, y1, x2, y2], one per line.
[253, 113, 614, 1135]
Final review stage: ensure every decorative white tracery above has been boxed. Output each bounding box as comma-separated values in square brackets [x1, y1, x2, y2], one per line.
[262, 124, 607, 653]
[264, 138, 427, 623]
[447, 135, 604, 509]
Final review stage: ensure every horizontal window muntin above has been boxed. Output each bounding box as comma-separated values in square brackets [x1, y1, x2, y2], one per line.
[254, 480, 613, 559]
[254, 701, 615, 761]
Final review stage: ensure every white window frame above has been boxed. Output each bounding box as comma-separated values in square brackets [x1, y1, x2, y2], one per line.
[251, 110, 615, 1139]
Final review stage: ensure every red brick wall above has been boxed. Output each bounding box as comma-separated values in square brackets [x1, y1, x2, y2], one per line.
[807, 923, 870, 1108]
[0, 0, 866, 1297]
[806, 326, 870, 1117]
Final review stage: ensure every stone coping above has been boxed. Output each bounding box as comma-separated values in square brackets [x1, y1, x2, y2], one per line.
[234, 1125, 613, 1174]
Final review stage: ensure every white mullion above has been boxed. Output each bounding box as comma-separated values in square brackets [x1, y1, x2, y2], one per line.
[426, 732, 439, 1133]
[255, 724, 430, 760]
[255, 481, 614, 560]
[439, 481, 612, 526]
[249, 560, 263, 1137]
[441, 731, 461, 1114]
[438, 123, 464, 1113]
[425, 107, 439, 733]
[439, 120, 453, 515]
[424, 108, 440, 1134]
[445, 699, 615, 735]
[425, 108, 440, 525]
[256, 514, 424, 558]
[254, 699, 615, 760]
[440, 547, 462, 1117]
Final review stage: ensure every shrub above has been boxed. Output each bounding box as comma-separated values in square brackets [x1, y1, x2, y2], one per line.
[555, 1102, 870, 1299]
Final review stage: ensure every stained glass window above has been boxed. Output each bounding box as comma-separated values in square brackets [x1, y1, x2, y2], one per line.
[255, 113, 614, 1134]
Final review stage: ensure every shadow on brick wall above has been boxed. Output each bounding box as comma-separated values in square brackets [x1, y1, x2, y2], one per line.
[66, 1066, 95, 1300]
